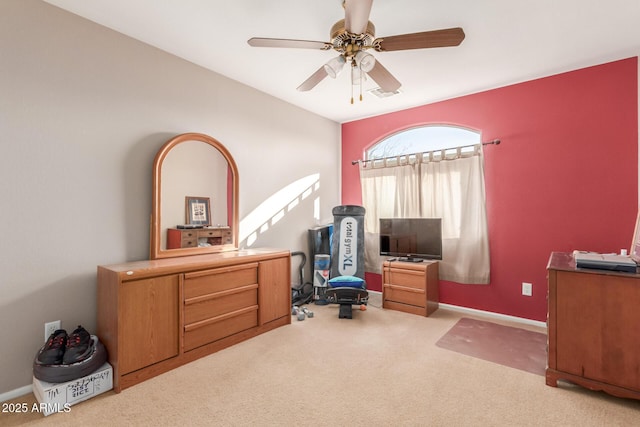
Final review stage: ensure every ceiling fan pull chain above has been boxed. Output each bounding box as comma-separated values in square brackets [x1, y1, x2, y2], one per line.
[359, 66, 363, 101]
[350, 62, 355, 104]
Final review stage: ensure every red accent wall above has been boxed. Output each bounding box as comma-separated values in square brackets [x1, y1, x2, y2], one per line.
[342, 58, 638, 321]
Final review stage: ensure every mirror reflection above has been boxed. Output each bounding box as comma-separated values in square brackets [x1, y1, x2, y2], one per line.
[150, 133, 239, 259]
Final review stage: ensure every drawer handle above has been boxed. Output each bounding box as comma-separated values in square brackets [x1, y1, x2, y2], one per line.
[184, 305, 258, 332]
[385, 268, 426, 276]
[383, 284, 425, 294]
[184, 262, 260, 279]
[184, 284, 258, 306]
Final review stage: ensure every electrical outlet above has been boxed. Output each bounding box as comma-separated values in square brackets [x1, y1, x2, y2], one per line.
[522, 282, 533, 297]
[44, 320, 61, 343]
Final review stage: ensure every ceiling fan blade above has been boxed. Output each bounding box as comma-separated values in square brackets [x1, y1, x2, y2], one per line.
[343, 0, 373, 34]
[248, 37, 332, 50]
[297, 66, 329, 92]
[366, 59, 401, 93]
[376, 27, 465, 51]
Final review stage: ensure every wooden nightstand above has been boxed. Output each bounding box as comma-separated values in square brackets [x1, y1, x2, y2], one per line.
[382, 260, 439, 316]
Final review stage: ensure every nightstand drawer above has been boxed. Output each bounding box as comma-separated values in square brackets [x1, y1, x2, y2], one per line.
[383, 284, 426, 307]
[385, 268, 426, 290]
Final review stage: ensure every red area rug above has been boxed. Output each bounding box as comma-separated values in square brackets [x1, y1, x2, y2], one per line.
[435, 317, 547, 376]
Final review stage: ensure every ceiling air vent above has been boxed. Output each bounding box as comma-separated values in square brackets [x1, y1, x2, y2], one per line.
[368, 87, 402, 98]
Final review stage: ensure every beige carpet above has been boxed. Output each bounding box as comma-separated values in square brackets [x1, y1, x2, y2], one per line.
[3, 295, 640, 426]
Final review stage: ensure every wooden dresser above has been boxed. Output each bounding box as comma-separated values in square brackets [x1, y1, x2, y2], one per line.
[97, 248, 290, 392]
[166, 226, 232, 249]
[546, 251, 640, 400]
[382, 260, 439, 316]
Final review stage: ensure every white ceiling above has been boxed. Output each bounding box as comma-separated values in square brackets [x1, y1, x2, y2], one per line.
[43, 0, 640, 123]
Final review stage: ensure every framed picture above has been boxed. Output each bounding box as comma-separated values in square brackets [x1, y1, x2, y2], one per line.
[631, 210, 640, 263]
[185, 196, 211, 226]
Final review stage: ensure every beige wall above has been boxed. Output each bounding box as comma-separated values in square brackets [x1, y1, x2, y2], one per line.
[0, 0, 340, 396]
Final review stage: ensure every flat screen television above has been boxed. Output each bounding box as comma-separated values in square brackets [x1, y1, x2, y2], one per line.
[379, 218, 443, 261]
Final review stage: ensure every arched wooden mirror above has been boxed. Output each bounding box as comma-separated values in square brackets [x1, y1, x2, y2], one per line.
[150, 133, 239, 259]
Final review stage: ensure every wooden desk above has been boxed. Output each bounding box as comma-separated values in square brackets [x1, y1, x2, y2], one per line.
[167, 226, 232, 249]
[546, 251, 640, 400]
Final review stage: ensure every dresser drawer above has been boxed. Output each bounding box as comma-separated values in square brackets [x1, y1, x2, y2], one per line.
[184, 286, 258, 325]
[184, 263, 258, 299]
[184, 309, 258, 351]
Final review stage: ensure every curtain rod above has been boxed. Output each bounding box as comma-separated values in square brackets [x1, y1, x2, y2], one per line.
[350, 139, 501, 165]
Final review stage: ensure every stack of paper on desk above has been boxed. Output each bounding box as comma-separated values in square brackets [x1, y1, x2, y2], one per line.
[574, 252, 637, 273]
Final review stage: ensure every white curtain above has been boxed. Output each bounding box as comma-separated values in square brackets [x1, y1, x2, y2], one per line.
[361, 161, 420, 276]
[359, 147, 490, 284]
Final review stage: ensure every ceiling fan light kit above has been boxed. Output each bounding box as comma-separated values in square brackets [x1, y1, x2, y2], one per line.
[248, 0, 465, 103]
[324, 56, 347, 78]
[355, 51, 375, 72]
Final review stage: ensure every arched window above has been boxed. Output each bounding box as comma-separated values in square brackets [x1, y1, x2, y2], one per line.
[366, 125, 481, 160]
[359, 124, 489, 284]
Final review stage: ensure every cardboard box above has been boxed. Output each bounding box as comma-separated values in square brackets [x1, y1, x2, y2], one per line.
[32, 363, 112, 416]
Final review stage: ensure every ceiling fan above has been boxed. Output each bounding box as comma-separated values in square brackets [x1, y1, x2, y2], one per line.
[247, 0, 465, 103]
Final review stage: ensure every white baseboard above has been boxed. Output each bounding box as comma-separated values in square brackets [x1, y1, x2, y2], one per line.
[372, 288, 546, 328]
[439, 303, 547, 329]
[0, 384, 32, 403]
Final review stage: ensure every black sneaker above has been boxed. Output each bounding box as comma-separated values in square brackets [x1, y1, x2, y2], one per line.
[62, 325, 91, 364]
[37, 329, 67, 365]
